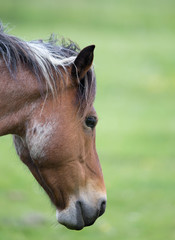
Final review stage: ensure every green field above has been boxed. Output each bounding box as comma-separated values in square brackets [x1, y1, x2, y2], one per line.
[0, 0, 175, 239]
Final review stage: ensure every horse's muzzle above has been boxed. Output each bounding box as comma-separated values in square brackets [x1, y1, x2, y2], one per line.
[56, 196, 107, 230]
[76, 198, 106, 228]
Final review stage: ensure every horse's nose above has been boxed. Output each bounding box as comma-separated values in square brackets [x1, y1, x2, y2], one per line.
[99, 198, 107, 216]
[76, 197, 107, 227]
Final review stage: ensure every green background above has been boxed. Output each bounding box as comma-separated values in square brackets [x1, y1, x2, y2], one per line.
[0, 0, 175, 239]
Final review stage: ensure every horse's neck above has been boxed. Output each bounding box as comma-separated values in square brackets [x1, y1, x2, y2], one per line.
[0, 61, 41, 136]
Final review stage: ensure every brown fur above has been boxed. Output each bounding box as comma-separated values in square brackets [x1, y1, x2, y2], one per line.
[0, 41, 106, 229]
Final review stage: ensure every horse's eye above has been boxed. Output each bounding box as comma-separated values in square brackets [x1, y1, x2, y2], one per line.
[85, 116, 97, 129]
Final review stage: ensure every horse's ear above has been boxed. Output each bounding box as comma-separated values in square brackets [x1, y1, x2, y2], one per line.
[72, 45, 95, 80]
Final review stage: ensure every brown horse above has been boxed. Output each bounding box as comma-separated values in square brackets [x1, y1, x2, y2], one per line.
[0, 24, 106, 230]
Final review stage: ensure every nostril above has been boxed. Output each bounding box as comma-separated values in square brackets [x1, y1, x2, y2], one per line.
[99, 199, 106, 217]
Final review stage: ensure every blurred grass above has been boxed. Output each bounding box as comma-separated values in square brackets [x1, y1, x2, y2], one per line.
[0, 0, 175, 239]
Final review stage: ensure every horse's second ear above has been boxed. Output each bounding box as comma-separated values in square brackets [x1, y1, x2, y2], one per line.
[72, 45, 95, 80]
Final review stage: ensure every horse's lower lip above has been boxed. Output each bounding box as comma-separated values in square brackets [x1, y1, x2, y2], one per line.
[60, 219, 85, 231]
[65, 222, 84, 231]
[56, 206, 85, 231]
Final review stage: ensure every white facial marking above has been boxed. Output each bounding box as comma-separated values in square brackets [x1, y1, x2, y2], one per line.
[56, 195, 79, 227]
[26, 121, 54, 160]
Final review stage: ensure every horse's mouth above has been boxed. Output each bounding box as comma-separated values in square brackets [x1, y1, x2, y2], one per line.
[56, 195, 106, 230]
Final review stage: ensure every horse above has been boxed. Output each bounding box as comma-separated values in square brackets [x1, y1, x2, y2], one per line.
[0, 24, 106, 230]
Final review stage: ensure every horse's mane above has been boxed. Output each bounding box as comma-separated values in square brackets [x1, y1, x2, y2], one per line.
[0, 23, 96, 115]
